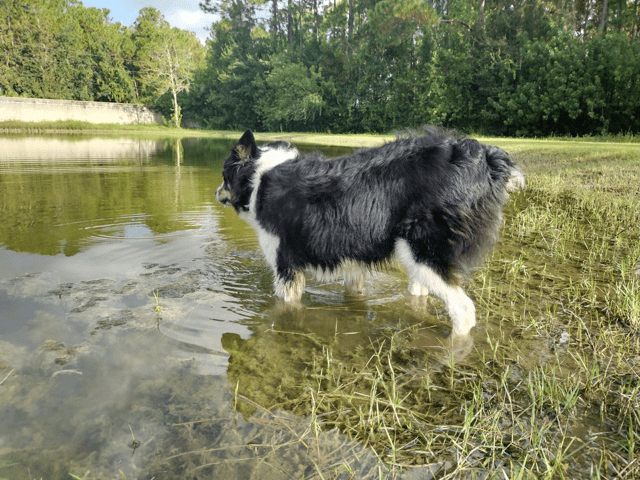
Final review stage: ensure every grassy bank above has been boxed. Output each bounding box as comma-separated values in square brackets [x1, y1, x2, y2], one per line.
[0, 120, 392, 147]
[0, 120, 235, 139]
[4, 120, 639, 149]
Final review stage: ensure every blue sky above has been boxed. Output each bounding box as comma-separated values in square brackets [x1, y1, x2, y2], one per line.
[80, 0, 218, 43]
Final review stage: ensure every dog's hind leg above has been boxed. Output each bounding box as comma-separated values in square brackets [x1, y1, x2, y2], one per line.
[395, 239, 476, 335]
[408, 280, 429, 296]
[343, 262, 366, 295]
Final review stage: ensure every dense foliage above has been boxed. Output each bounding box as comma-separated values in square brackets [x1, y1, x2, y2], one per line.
[195, 0, 640, 136]
[2, 0, 640, 135]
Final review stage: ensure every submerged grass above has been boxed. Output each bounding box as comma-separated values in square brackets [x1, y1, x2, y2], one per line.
[225, 139, 640, 478]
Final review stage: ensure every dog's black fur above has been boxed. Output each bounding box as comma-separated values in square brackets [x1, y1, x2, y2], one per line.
[216, 128, 524, 334]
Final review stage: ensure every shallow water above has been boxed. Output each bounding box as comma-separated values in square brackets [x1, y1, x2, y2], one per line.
[1, 134, 469, 479]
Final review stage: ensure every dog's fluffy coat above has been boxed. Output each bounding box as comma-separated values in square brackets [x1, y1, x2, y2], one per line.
[216, 128, 524, 334]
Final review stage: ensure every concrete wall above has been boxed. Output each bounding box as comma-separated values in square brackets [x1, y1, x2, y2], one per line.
[0, 96, 163, 125]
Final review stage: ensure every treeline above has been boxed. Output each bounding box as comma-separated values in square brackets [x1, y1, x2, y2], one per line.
[3, 1, 640, 136]
[196, 0, 640, 136]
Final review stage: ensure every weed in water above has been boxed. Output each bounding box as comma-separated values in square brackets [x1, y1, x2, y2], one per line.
[153, 289, 162, 314]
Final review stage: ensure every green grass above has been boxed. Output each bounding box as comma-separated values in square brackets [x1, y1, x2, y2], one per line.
[5, 120, 640, 148]
[0, 119, 235, 139]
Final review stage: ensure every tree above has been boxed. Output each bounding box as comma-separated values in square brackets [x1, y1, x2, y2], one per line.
[191, 0, 270, 129]
[73, 5, 137, 102]
[256, 56, 326, 131]
[186, 0, 640, 135]
[0, 0, 89, 99]
[0, 0, 138, 102]
[133, 8, 205, 126]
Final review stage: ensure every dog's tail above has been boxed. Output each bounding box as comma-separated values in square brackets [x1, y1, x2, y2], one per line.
[445, 144, 524, 281]
[506, 165, 526, 193]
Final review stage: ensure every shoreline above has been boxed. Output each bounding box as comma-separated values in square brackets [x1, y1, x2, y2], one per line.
[0, 121, 392, 148]
[2, 121, 639, 149]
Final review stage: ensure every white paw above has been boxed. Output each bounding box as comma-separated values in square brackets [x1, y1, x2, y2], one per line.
[409, 281, 429, 296]
[449, 294, 476, 335]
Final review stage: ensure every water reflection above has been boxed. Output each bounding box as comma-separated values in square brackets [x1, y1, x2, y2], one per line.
[0, 136, 163, 162]
[0, 136, 231, 255]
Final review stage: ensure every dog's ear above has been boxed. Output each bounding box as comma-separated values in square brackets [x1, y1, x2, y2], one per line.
[235, 129, 257, 163]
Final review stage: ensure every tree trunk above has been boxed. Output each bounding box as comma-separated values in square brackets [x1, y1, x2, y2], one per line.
[313, 0, 318, 42]
[599, 0, 608, 35]
[271, 0, 278, 48]
[478, 0, 486, 28]
[348, 0, 354, 42]
[287, 0, 293, 44]
[171, 84, 181, 128]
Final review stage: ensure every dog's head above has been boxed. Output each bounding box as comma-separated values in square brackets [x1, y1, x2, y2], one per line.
[216, 129, 298, 213]
[216, 130, 257, 212]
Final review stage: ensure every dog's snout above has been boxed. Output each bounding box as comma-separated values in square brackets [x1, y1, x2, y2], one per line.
[216, 184, 233, 205]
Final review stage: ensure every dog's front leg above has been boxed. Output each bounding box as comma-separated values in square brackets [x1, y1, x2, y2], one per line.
[273, 269, 305, 302]
[254, 228, 304, 301]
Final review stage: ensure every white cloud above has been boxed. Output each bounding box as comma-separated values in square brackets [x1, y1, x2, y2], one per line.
[177, 10, 204, 26]
[165, 9, 212, 43]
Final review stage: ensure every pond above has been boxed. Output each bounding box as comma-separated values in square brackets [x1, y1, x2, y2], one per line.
[1, 134, 464, 479]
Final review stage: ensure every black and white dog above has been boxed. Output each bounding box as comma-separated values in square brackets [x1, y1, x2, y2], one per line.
[216, 129, 524, 335]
